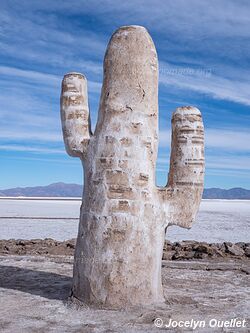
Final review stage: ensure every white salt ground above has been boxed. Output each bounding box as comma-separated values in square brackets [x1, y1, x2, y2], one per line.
[0, 198, 249, 242]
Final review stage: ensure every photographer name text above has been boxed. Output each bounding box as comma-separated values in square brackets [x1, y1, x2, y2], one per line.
[154, 317, 247, 330]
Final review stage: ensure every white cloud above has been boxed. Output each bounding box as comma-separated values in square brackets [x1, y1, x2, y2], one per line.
[159, 128, 250, 152]
[0, 129, 62, 142]
[206, 156, 250, 171]
[159, 129, 171, 147]
[204, 168, 250, 178]
[0, 66, 102, 93]
[158, 127, 250, 175]
[0, 144, 64, 154]
[0, 66, 59, 85]
[157, 153, 250, 173]
[159, 61, 250, 106]
[4, 1, 248, 38]
[0, 0, 249, 188]
[1, 1, 249, 107]
[0, 66, 101, 147]
[205, 128, 250, 151]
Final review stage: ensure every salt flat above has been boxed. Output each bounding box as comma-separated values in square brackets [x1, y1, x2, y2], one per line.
[0, 198, 249, 242]
[0, 256, 249, 333]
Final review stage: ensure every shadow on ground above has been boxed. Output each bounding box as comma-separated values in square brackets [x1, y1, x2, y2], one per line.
[0, 265, 72, 300]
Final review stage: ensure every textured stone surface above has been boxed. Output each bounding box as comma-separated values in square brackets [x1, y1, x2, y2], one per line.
[225, 243, 245, 256]
[1, 239, 250, 260]
[60, 25, 205, 308]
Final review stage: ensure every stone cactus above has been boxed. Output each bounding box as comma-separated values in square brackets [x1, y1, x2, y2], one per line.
[60, 25, 205, 308]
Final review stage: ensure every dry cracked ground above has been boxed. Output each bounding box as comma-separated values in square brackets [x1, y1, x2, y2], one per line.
[0, 256, 249, 333]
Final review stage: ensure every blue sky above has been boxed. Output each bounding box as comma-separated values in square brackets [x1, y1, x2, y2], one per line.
[0, 0, 249, 189]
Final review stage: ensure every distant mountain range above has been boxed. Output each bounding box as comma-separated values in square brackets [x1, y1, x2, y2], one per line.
[0, 182, 82, 197]
[0, 182, 249, 199]
[203, 188, 250, 199]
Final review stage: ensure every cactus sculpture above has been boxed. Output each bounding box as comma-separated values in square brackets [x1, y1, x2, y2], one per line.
[60, 25, 204, 308]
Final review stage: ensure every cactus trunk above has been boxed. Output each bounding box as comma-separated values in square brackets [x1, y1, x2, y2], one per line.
[60, 25, 205, 308]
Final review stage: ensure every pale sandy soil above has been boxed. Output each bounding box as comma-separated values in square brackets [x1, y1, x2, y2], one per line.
[0, 256, 249, 333]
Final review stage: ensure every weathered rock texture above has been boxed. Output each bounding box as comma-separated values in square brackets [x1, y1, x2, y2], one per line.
[1, 239, 250, 260]
[60, 25, 205, 308]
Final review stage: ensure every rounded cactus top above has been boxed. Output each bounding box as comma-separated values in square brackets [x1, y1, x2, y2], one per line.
[173, 106, 201, 116]
[63, 72, 86, 79]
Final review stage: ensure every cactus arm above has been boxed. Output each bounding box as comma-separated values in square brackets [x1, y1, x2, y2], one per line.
[158, 106, 205, 229]
[60, 72, 91, 159]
